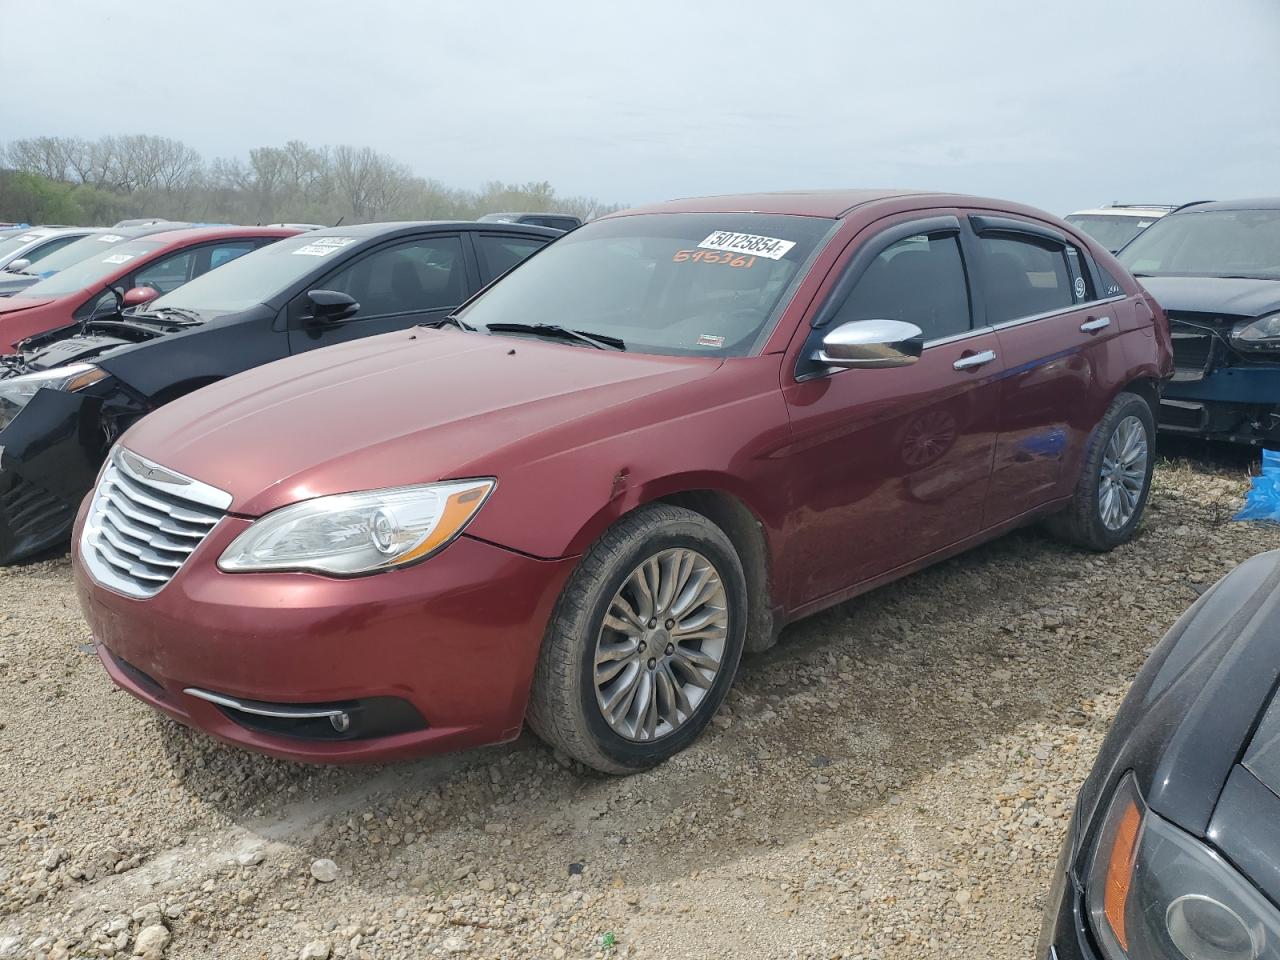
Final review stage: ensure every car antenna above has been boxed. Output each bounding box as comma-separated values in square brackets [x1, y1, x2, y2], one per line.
[332, 216, 345, 227]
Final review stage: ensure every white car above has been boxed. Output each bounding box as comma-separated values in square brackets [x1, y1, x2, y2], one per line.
[1064, 204, 1177, 254]
[0, 225, 101, 274]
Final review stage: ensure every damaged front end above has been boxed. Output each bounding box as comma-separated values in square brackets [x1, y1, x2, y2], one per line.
[0, 359, 145, 563]
[1160, 310, 1280, 444]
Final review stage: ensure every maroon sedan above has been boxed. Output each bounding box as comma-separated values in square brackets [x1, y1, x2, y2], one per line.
[0, 225, 300, 353]
[72, 190, 1172, 773]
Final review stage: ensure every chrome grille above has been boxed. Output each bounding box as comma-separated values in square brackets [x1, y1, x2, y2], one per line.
[80, 447, 231, 598]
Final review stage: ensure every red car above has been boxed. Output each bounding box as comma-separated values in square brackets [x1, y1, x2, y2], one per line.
[72, 190, 1173, 773]
[0, 225, 300, 352]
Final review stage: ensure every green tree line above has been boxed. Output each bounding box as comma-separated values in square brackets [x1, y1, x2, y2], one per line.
[0, 134, 622, 226]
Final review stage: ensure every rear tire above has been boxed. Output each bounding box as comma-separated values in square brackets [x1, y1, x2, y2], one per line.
[527, 504, 747, 774]
[1046, 391, 1155, 551]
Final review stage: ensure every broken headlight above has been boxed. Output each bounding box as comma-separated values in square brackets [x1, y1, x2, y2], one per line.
[0, 363, 108, 431]
[1232, 314, 1280, 350]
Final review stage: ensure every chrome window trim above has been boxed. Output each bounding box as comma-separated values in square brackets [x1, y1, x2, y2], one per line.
[988, 294, 1127, 334]
[924, 325, 996, 349]
[183, 687, 348, 720]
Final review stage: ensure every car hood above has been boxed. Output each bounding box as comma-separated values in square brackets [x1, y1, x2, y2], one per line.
[0, 296, 56, 315]
[1138, 275, 1280, 318]
[122, 329, 722, 517]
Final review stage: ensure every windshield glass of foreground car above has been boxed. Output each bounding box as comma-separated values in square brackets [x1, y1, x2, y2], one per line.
[1065, 214, 1155, 252]
[21, 239, 166, 296]
[146, 233, 359, 315]
[1118, 208, 1280, 280]
[456, 213, 837, 357]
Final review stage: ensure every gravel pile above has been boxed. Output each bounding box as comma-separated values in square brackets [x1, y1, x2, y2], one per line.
[0, 456, 1272, 959]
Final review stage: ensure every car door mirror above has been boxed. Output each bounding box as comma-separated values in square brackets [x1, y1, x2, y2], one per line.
[122, 285, 160, 308]
[306, 289, 360, 324]
[816, 318, 924, 368]
[6, 258, 30, 274]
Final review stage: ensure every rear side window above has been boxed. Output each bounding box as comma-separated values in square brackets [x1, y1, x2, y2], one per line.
[832, 232, 972, 341]
[208, 241, 258, 270]
[977, 235, 1074, 323]
[475, 234, 548, 284]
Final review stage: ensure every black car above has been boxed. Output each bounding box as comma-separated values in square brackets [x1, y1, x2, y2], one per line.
[1041, 548, 1280, 960]
[477, 212, 582, 232]
[1117, 198, 1280, 444]
[0, 220, 556, 563]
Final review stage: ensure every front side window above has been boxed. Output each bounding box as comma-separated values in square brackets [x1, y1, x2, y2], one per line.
[978, 234, 1074, 324]
[321, 236, 465, 317]
[23, 234, 83, 267]
[134, 249, 194, 293]
[208, 241, 259, 270]
[832, 232, 972, 341]
[1118, 208, 1280, 280]
[475, 234, 548, 284]
[457, 213, 836, 357]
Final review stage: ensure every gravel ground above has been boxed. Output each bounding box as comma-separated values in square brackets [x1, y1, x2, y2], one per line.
[1, 453, 1275, 960]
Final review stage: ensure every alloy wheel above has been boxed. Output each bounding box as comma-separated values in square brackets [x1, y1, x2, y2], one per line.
[593, 548, 729, 741]
[1099, 414, 1149, 530]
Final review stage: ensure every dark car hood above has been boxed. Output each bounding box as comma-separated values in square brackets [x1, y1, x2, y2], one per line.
[121, 328, 722, 517]
[1138, 275, 1280, 318]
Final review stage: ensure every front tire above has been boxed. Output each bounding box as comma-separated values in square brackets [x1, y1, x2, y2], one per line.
[1046, 391, 1155, 551]
[527, 504, 747, 774]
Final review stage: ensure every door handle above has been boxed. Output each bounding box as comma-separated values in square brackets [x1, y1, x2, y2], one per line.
[1080, 316, 1111, 333]
[953, 349, 996, 371]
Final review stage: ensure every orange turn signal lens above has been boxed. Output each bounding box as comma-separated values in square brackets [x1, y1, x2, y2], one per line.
[1103, 797, 1143, 951]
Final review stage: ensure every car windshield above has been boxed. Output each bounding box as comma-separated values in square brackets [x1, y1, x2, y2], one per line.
[1065, 214, 1157, 252]
[148, 233, 360, 314]
[16, 232, 119, 279]
[1118, 208, 1280, 280]
[456, 213, 836, 356]
[0, 232, 44, 261]
[21, 239, 165, 296]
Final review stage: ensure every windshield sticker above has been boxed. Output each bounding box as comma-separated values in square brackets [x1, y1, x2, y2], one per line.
[697, 230, 795, 261]
[102, 253, 134, 265]
[696, 334, 725, 348]
[14, 234, 37, 243]
[98, 234, 124, 243]
[291, 236, 358, 256]
[672, 249, 758, 268]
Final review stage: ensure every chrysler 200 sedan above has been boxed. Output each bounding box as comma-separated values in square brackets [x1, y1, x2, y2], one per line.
[72, 190, 1173, 773]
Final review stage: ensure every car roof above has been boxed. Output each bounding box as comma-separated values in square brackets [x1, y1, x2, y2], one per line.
[1068, 208, 1170, 218]
[133, 225, 303, 246]
[1170, 197, 1280, 213]
[306, 220, 562, 239]
[605, 189, 1056, 220]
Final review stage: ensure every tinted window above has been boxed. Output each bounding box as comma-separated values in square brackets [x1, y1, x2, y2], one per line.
[978, 235, 1073, 324]
[1094, 262, 1126, 299]
[475, 234, 547, 284]
[20, 239, 164, 296]
[833, 233, 971, 341]
[1117, 208, 1280, 280]
[135, 250, 194, 293]
[525, 217, 577, 231]
[456, 213, 835, 357]
[322, 236, 465, 317]
[24, 234, 83, 266]
[209, 241, 258, 269]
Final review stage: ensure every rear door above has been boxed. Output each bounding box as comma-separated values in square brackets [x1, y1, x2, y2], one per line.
[287, 232, 474, 353]
[967, 213, 1124, 526]
[781, 213, 1004, 607]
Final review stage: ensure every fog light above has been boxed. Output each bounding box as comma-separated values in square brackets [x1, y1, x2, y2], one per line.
[329, 712, 351, 733]
[1167, 894, 1259, 960]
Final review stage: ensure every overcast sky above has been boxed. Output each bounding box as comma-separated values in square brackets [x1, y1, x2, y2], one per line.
[3, 0, 1278, 215]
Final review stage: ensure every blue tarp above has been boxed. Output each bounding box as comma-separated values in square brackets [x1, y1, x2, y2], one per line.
[1235, 450, 1280, 522]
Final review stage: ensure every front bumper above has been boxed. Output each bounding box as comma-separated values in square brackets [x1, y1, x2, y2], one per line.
[73, 504, 578, 763]
[1160, 366, 1280, 443]
[1039, 809, 1103, 960]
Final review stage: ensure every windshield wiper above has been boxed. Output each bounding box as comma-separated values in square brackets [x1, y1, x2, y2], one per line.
[484, 322, 625, 351]
[418, 314, 475, 332]
[134, 306, 202, 325]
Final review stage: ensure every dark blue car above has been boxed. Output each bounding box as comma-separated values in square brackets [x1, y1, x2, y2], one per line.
[1118, 198, 1280, 445]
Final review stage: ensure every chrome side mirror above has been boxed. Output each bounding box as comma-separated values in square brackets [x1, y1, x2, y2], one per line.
[816, 318, 924, 369]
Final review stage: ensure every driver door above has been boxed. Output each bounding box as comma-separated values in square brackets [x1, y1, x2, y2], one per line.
[286, 233, 472, 353]
[780, 213, 1004, 608]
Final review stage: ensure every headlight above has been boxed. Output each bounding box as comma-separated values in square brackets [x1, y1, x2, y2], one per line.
[1087, 773, 1279, 960]
[0, 362, 108, 431]
[1232, 314, 1280, 348]
[218, 479, 495, 576]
